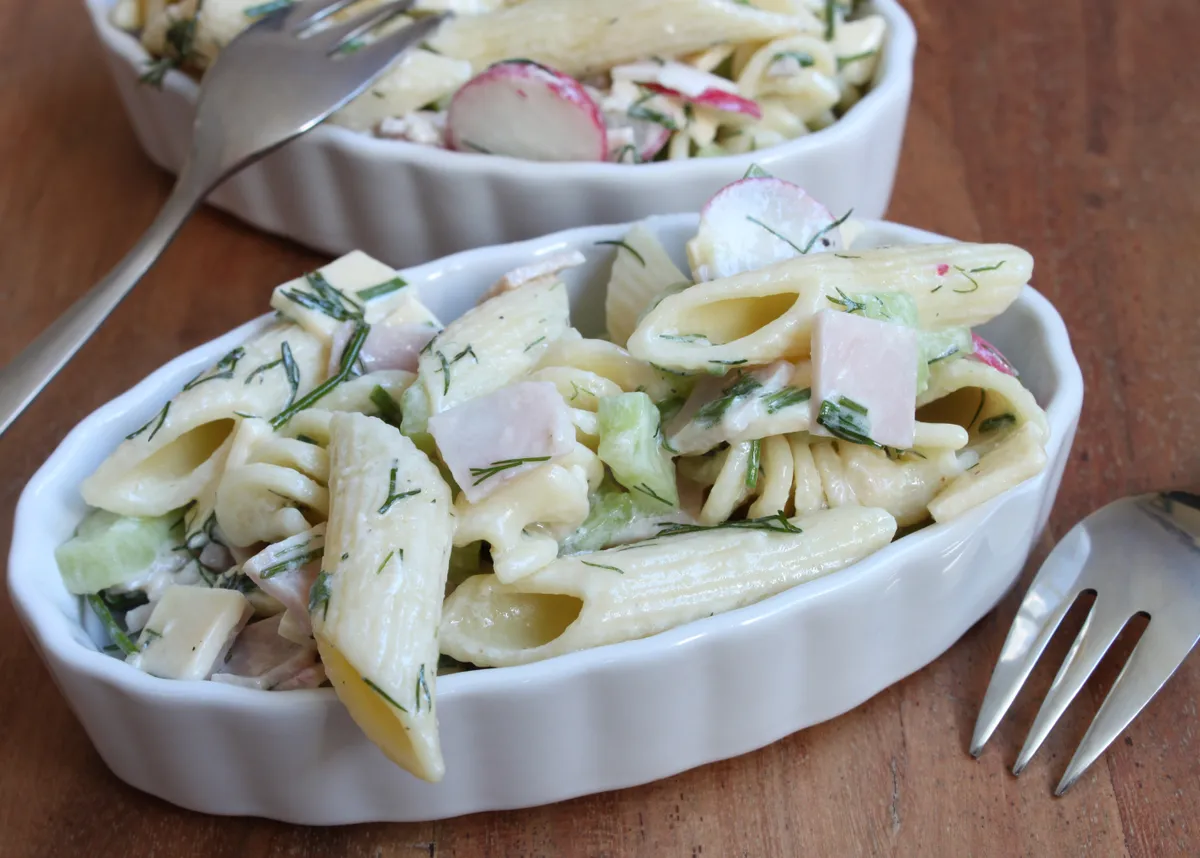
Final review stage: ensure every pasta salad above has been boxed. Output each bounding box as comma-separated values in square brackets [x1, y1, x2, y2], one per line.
[59, 168, 1048, 781]
[112, 0, 888, 162]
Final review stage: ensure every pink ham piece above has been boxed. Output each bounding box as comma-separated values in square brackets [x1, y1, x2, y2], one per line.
[968, 332, 1018, 376]
[810, 309, 918, 449]
[480, 250, 586, 302]
[241, 527, 324, 639]
[211, 613, 323, 691]
[328, 320, 438, 376]
[429, 380, 575, 503]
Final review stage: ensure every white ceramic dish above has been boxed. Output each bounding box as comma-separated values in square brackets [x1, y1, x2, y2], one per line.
[84, 0, 917, 267]
[8, 216, 1083, 823]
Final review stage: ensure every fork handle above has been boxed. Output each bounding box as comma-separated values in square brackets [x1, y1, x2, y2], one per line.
[0, 162, 209, 438]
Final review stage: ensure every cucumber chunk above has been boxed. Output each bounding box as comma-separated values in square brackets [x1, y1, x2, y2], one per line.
[56, 509, 178, 595]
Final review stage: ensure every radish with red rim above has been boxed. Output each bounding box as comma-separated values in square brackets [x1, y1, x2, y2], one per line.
[687, 176, 846, 281]
[447, 60, 608, 162]
[612, 61, 762, 119]
[968, 333, 1018, 377]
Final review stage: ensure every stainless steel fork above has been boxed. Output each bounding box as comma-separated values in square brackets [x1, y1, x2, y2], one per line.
[0, 0, 447, 436]
[971, 492, 1200, 795]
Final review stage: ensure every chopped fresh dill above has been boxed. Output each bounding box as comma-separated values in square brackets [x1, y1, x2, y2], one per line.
[834, 253, 861, 259]
[581, 560, 625, 574]
[762, 386, 811, 414]
[801, 209, 853, 253]
[140, 14, 199, 88]
[363, 677, 409, 712]
[87, 595, 139, 656]
[979, 413, 1017, 432]
[633, 483, 673, 506]
[296, 434, 318, 445]
[140, 628, 163, 649]
[271, 323, 369, 428]
[281, 271, 364, 322]
[379, 461, 421, 514]
[711, 359, 747, 366]
[827, 287, 867, 314]
[743, 163, 773, 179]
[524, 336, 547, 352]
[126, 401, 170, 442]
[614, 144, 642, 164]
[970, 261, 1006, 273]
[460, 140, 492, 154]
[469, 456, 552, 486]
[243, 0, 291, 19]
[451, 345, 478, 364]
[659, 333, 711, 344]
[657, 511, 801, 537]
[260, 546, 322, 579]
[746, 439, 761, 489]
[308, 572, 332, 619]
[594, 239, 646, 266]
[968, 389, 987, 428]
[694, 373, 762, 427]
[745, 216, 804, 254]
[183, 347, 245, 391]
[952, 266, 981, 293]
[370, 385, 403, 427]
[627, 91, 682, 131]
[376, 550, 395, 575]
[435, 350, 452, 395]
[817, 396, 878, 447]
[837, 50, 877, 70]
[772, 50, 816, 67]
[356, 276, 406, 302]
[824, 0, 837, 40]
[415, 663, 432, 712]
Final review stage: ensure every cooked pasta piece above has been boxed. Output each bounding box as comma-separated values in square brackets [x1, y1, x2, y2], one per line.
[440, 506, 897, 666]
[603, 224, 691, 348]
[628, 243, 1034, 372]
[313, 412, 453, 782]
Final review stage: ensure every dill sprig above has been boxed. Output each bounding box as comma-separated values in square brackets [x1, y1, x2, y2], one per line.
[745, 439, 762, 489]
[694, 373, 762, 428]
[657, 511, 802, 538]
[259, 544, 322, 580]
[243, 0, 291, 19]
[308, 572, 332, 619]
[357, 276, 406, 302]
[801, 209, 853, 253]
[772, 50, 816, 68]
[364, 677, 409, 712]
[581, 560, 625, 574]
[370, 385, 403, 427]
[816, 396, 878, 447]
[379, 461, 421, 514]
[140, 13, 199, 88]
[837, 49, 877, 70]
[183, 347, 245, 391]
[745, 216, 804, 254]
[762, 386, 811, 414]
[415, 664, 432, 713]
[126, 401, 170, 442]
[280, 271, 364, 322]
[826, 287, 867, 314]
[469, 456, 551, 486]
[376, 550, 395, 576]
[633, 483, 673, 507]
[659, 333, 711, 344]
[594, 239, 646, 266]
[979, 413, 1017, 432]
[86, 595, 139, 656]
[271, 322, 369, 428]
[628, 91, 683, 131]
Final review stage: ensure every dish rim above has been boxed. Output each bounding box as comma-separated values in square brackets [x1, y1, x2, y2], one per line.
[8, 216, 1082, 718]
[82, 0, 918, 179]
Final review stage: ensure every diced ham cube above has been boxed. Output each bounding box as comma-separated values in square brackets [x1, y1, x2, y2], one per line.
[810, 309, 918, 448]
[481, 250, 586, 302]
[242, 527, 325, 638]
[429, 381, 576, 503]
[212, 613, 320, 691]
[329, 321, 438, 376]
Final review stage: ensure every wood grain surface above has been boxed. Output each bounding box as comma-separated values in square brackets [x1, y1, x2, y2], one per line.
[2, 0, 1198, 855]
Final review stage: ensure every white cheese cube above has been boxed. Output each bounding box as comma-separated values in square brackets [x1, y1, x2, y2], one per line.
[810, 309, 918, 448]
[127, 586, 252, 681]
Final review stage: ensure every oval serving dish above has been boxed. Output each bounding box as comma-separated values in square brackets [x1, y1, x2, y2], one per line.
[85, 0, 916, 267]
[9, 216, 1082, 823]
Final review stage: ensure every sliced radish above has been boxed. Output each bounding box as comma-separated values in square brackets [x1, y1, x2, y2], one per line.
[968, 333, 1018, 376]
[687, 177, 844, 281]
[641, 82, 761, 119]
[447, 60, 607, 162]
[606, 115, 671, 162]
[611, 61, 761, 119]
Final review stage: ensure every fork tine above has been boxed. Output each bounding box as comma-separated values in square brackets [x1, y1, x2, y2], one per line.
[1011, 598, 1131, 775]
[970, 528, 1092, 757]
[282, 0, 360, 31]
[1054, 623, 1195, 795]
[337, 13, 448, 71]
[306, 0, 417, 52]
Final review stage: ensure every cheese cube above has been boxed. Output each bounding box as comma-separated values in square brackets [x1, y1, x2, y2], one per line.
[127, 586, 252, 681]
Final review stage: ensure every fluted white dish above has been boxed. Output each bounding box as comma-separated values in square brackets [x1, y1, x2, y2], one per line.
[84, 0, 917, 267]
[8, 216, 1082, 823]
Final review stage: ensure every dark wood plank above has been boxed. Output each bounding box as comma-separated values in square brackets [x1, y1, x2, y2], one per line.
[1, 0, 1197, 854]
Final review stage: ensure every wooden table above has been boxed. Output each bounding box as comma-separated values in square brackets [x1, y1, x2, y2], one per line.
[2, 0, 1197, 854]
